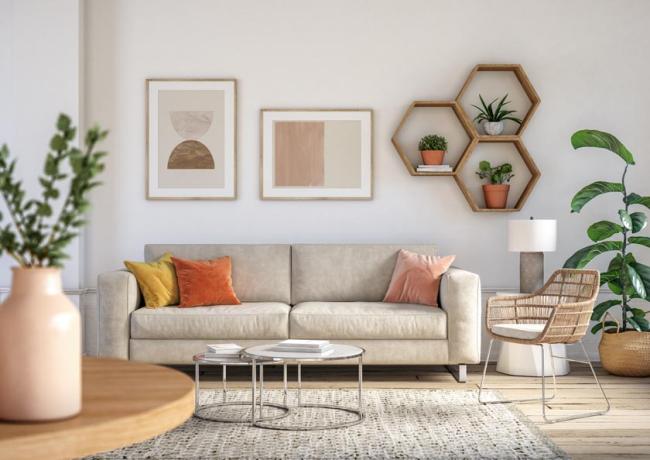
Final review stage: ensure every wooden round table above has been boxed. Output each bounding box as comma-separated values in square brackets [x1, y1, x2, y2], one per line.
[0, 357, 194, 460]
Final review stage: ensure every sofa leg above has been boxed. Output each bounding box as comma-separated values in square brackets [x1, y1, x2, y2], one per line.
[446, 364, 467, 383]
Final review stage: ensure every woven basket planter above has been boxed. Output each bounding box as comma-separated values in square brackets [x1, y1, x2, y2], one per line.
[599, 331, 650, 377]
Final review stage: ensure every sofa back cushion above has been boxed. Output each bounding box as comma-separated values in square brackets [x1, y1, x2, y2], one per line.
[145, 244, 291, 303]
[291, 244, 437, 304]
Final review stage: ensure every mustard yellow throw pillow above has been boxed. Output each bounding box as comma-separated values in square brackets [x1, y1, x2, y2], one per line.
[124, 252, 179, 308]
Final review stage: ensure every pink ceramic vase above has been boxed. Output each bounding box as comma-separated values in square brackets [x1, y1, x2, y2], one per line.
[0, 267, 81, 421]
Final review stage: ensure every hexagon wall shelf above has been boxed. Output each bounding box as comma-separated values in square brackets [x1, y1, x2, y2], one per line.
[390, 63, 541, 212]
[456, 64, 540, 139]
[391, 101, 477, 176]
[454, 138, 540, 212]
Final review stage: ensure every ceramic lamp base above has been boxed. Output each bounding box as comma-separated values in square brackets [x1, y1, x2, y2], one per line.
[520, 251, 544, 293]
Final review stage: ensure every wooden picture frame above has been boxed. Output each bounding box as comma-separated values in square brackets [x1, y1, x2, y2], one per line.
[146, 79, 237, 200]
[260, 109, 373, 200]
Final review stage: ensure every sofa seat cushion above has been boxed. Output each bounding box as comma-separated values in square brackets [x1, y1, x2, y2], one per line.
[491, 323, 545, 340]
[131, 302, 290, 340]
[290, 302, 447, 340]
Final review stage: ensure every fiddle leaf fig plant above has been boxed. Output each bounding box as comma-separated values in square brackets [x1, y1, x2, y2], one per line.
[563, 129, 650, 334]
[0, 114, 108, 267]
[476, 161, 514, 184]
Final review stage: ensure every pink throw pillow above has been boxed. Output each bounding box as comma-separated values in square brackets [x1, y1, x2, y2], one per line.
[383, 249, 455, 307]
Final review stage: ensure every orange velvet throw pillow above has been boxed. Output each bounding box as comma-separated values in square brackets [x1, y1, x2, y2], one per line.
[383, 249, 455, 307]
[171, 256, 241, 308]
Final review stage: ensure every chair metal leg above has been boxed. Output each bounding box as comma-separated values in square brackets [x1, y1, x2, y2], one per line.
[479, 339, 557, 404]
[540, 340, 610, 423]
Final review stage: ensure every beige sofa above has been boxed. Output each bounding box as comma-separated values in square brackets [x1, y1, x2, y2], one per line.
[97, 244, 481, 381]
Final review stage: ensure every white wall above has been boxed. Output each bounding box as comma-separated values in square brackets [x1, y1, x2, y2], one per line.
[0, 0, 83, 288]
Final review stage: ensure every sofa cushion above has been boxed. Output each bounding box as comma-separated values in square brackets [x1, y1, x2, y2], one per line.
[290, 302, 447, 340]
[130, 302, 290, 340]
[145, 244, 291, 303]
[291, 244, 437, 303]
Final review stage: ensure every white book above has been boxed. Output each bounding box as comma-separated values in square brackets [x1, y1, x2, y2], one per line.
[267, 348, 335, 358]
[417, 165, 452, 171]
[204, 351, 241, 358]
[269, 344, 334, 354]
[277, 339, 330, 349]
[207, 343, 242, 352]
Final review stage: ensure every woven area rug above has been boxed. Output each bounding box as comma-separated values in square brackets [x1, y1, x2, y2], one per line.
[87, 389, 567, 460]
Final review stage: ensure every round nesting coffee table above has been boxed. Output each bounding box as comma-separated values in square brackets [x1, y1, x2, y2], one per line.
[193, 353, 290, 423]
[242, 344, 364, 430]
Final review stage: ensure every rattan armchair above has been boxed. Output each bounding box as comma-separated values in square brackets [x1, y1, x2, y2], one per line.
[479, 269, 610, 423]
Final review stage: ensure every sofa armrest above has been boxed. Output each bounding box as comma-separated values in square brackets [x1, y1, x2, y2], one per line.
[440, 267, 481, 364]
[98, 270, 140, 359]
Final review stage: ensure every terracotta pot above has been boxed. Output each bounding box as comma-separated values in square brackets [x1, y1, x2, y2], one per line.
[420, 150, 445, 165]
[482, 121, 504, 135]
[0, 268, 81, 421]
[482, 184, 510, 209]
[599, 330, 650, 377]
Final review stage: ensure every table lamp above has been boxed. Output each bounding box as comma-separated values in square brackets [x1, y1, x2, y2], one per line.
[508, 218, 557, 293]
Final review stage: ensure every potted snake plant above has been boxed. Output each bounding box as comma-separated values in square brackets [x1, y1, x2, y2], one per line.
[472, 94, 522, 135]
[476, 160, 514, 209]
[564, 129, 650, 377]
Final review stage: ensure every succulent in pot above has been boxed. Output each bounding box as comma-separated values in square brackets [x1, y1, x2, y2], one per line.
[0, 114, 108, 421]
[472, 94, 522, 135]
[418, 134, 448, 165]
[476, 160, 514, 209]
[564, 129, 650, 377]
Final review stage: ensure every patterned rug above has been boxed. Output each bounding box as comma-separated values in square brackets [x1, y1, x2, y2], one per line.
[87, 389, 567, 459]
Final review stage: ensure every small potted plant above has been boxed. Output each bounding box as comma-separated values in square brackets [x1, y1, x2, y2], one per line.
[472, 94, 522, 135]
[476, 160, 514, 209]
[418, 134, 448, 165]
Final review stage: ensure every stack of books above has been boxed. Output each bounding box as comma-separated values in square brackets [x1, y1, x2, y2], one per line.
[269, 339, 334, 356]
[417, 164, 452, 173]
[203, 343, 242, 359]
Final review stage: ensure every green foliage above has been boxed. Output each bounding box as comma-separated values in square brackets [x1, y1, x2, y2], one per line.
[472, 94, 523, 124]
[0, 114, 108, 267]
[564, 130, 650, 334]
[475, 161, 514, 185]
[418, 134, 448, 151]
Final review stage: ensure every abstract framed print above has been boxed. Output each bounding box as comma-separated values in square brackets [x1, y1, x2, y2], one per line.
[261, 109, 372, 199]
[146, 79, 236, 199]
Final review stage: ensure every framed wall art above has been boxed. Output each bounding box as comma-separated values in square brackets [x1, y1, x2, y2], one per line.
[261, 109, 373, 199]
[146, 79, 236, 199]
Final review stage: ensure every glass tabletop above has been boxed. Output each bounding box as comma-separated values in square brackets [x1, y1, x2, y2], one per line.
[241, 344, 364, 362]
[192, 353, 279, 365]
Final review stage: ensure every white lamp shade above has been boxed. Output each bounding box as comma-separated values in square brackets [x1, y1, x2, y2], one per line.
[508, 219, 557, 252]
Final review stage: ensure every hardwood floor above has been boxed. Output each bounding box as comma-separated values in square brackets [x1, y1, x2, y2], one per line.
[186, 363, 650, 459]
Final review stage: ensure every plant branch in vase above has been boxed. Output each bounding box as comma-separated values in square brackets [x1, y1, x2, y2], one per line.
[476, 160, 514, 209]
[0, 114, 108, 421]
[472, 94, 522, 136]
[563, 129, 650, 377]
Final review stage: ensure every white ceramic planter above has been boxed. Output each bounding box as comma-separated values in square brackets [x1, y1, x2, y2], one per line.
[482, 121, 504, 135]
[0, 268, 81, 421]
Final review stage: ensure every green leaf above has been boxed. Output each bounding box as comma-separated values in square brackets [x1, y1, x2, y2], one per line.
[599, 269, 620, 285]
[56, 113, 71, 131]
[591, 322, 619, 334]
[627, 316, 649, 332]
[591, 299, 621, 321]
[49, 134, 67, 151]
[587, 221, 623, 242]
[629, 262, 650, 299]
[629, 236, 650, 249]
[571, 129, 635, 164]
[570, 181, 624, 213]
[626, 263, 647, 299]
[626, 193, 650, 210]
[619, 209, 632, 230]
[630, 212, 648, 233]
[563, 241, 623, 268]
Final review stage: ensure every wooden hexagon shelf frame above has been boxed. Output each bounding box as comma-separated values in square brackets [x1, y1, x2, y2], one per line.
[391, 101, 477, 176]
[456, 64, 541, 139]
[390, 63, 541, 212]
[454, 138, 540, 212]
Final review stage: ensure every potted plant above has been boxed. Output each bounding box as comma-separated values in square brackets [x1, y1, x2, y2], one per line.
[472, 94, 522, 135]
[476, 160, 514, 209]
[418, 134, 448, 165]
[0, 114, 108, 421]
[564, 129, 650, 377]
